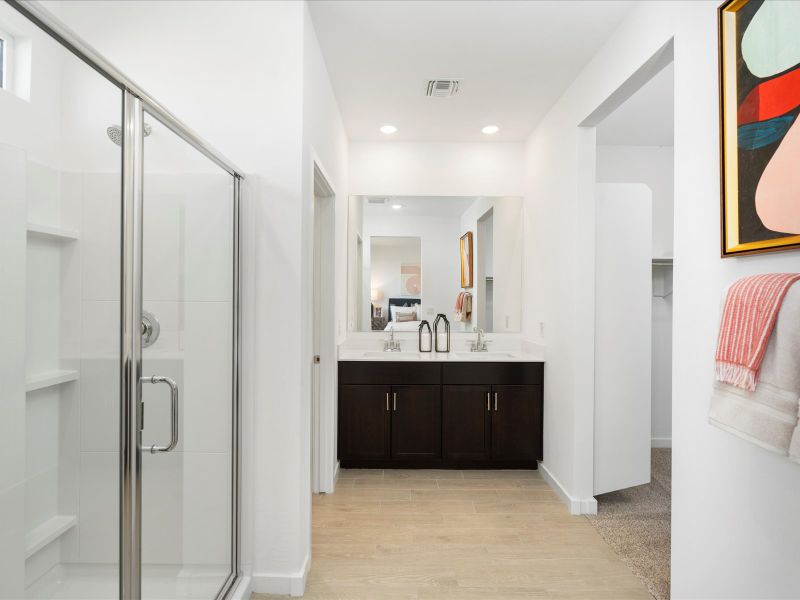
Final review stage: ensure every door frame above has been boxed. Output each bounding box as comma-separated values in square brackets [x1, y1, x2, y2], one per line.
[310, 158, 337, 494]
[572, 39, 674, 512]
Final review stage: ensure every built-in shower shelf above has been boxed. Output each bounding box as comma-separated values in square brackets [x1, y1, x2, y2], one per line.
[26, 222, 80, 241]
[25, 369, 79, 392]
[24, 515, 77, 559]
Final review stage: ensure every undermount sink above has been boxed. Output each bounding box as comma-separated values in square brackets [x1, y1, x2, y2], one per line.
[362, 351, 421, 360]
[453, 352, 517, 360]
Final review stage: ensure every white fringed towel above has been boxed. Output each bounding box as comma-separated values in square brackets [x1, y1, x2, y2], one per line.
[709, 284, 800, 457]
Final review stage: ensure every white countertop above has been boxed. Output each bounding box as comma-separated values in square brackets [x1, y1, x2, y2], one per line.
[338, 335, 545, 362]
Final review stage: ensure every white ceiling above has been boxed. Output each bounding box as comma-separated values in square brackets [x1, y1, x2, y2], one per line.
[596, 62, 674, 146]
[308, 1, 635, 142]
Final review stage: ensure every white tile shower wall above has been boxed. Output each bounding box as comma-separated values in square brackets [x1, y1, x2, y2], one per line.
[0, 2, 124, 589]
[77, 171, 233, 566]
[26, 160, 62, 229]
[24, 388, 61, 532]
[74, 168, 119, 566]
[23, 159, 83, 582]
[0, 484, 26, 597]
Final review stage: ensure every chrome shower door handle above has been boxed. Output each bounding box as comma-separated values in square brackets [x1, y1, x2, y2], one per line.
[141, 375, 179, 453]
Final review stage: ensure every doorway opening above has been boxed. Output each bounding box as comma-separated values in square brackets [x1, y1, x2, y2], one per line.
[582, 43, 674, 600]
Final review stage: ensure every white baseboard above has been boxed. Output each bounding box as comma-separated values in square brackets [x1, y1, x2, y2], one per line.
[252, 554, 309, 597]
[539, 462, 598, 515]
[230, 575, 252, 600]
[334, 460, 341, 483]
[651, 437, 672, 448]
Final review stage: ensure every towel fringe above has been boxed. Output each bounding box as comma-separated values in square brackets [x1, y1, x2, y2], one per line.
[715, 361, 758, 392]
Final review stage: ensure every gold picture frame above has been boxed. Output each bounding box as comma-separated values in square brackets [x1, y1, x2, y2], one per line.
[719, 0, 800, 256]
[460, 231, 473, 288]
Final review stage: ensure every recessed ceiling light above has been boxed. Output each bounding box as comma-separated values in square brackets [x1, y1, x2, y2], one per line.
[482, 125, 499, 135]
[380, 125, 397, 135]
[391, 204, 404, 210]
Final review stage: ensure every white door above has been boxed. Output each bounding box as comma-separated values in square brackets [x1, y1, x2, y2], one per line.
[594, 183, 652, 496]
[312, 194, 323, 493]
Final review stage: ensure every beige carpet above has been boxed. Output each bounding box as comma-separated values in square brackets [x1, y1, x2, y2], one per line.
[587, 449, 671, 600]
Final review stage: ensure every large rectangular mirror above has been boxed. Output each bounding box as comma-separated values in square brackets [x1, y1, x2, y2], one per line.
[347, 196, 523, 333]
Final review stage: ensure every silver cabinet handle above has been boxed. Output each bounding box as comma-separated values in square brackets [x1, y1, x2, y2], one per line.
[141, 375, 179, 454]
[393, 392, 397, 412]
[487, 392, 490, 411]
[494, 392, 498, 412]
[386, 392, 390, 411]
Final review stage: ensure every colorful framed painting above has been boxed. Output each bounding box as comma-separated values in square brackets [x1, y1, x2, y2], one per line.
[460, 232, 473, 288]
[719, 0, 800, 256]
[400, 263, 421, 295]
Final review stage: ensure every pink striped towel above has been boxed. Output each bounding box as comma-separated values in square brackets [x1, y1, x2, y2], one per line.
[715, 273, 800, 391]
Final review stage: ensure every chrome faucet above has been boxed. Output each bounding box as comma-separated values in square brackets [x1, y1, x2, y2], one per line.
[384, 328, 401, 352]
[470, 328, 489, 352]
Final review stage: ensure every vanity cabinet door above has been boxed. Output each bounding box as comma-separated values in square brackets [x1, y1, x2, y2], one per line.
[491, 385, 542, 462]
[443, 385, 491, 463]
[339, 385, 391, 461]
[391, 385, 442, 461]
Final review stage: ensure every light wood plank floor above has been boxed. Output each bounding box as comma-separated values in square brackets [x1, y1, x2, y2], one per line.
[253, 469, 652, 600]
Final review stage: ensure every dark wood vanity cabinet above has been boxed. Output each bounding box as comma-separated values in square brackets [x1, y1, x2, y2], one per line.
[339, 384, 390, 461]
[391, 385, 442, 461]
[338, 361, 543, 469]
[443, 385, 492, 462]
[491, 385, 542, 462]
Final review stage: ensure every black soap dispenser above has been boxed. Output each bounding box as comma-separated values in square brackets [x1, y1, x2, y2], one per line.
[433, 313, 450, 353]
[418, 320, 432, 352]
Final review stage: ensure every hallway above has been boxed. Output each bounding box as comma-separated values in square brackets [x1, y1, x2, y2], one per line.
[256, 470, 651, 599]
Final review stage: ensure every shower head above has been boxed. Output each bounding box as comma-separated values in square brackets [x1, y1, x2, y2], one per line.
[106, 123, 152, 146]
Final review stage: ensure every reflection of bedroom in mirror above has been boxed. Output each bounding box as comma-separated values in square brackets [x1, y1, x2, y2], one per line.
[347, 195, 523, 333]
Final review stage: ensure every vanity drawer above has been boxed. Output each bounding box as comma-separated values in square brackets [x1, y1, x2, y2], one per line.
[338, 361, 442, 385]
[442, 362, 543, 385]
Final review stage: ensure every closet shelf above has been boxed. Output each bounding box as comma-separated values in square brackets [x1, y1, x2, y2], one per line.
[26, 369, 79, 392]
[26, 222, 80, 241]
[24, 515, 77, 559]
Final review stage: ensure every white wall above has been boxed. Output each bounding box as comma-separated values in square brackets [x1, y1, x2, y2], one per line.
[349, 142, 524, 197]
[524, 1, 800, 597]
[301, 0, 349, 534]
[596, 146, 673, 445]
[58, 1, 349, 595]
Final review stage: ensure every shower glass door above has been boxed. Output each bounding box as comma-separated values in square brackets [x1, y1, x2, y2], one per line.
[139, 111, 236, 600]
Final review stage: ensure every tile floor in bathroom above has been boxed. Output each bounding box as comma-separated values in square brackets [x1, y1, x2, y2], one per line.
[254, 469, 651, 600]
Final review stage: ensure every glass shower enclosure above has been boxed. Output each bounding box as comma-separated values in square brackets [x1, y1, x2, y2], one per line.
[0, 2, 242, 599]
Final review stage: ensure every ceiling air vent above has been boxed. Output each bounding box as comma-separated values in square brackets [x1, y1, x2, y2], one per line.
[425, 79, 460, 98]
[367, 197, 387, 205]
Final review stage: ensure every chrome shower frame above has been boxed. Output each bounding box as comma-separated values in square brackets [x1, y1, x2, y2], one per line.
[5, 2, 244, 600]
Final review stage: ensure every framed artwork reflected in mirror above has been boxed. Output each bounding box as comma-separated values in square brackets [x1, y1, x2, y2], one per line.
[460, 231, 473, 288]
